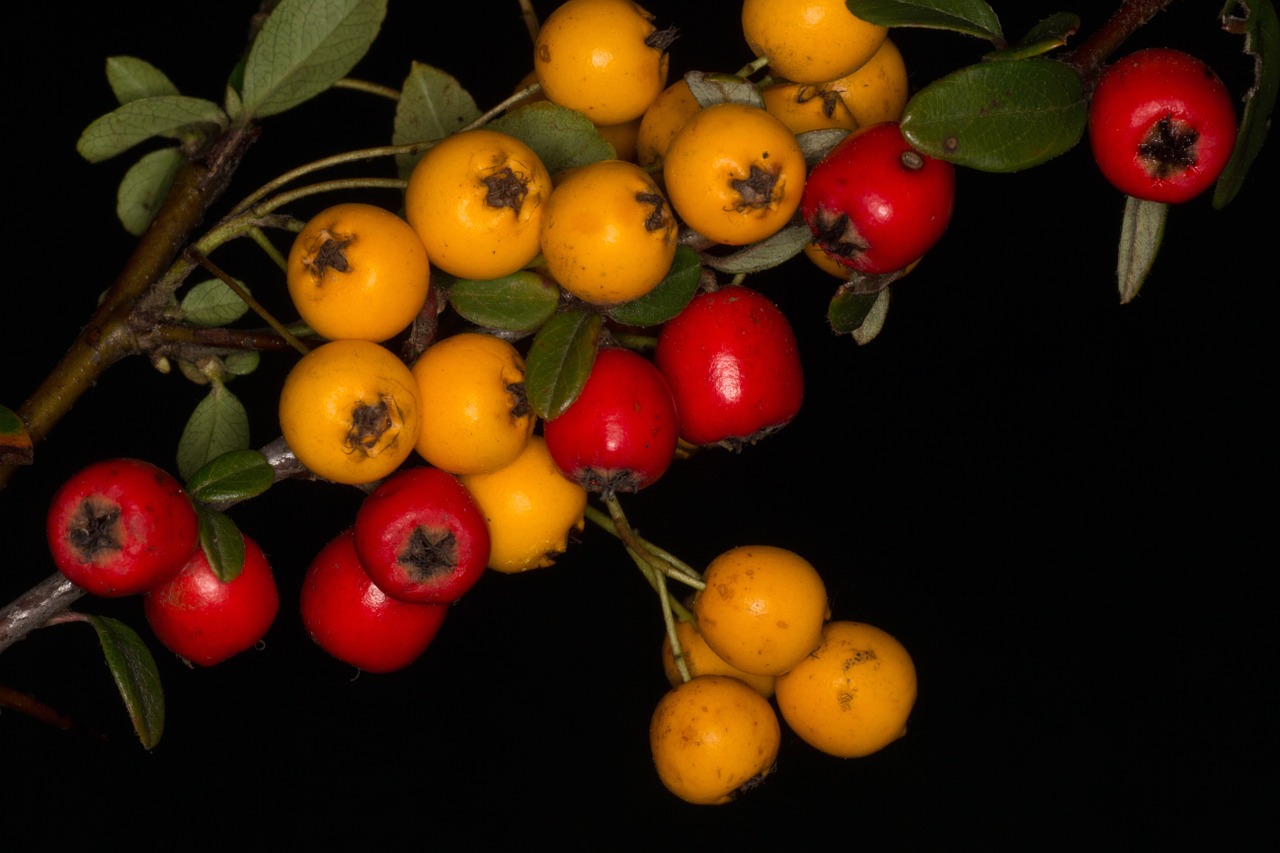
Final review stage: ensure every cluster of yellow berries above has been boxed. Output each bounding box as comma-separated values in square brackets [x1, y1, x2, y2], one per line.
[272, 0, 918, 805]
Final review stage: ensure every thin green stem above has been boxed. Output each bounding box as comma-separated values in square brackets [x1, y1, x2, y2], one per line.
[226, 144, 426, 219]
[331, 77, 401, 101]
[188, 250, 311, 355]
[583, 501, 704, 589]
[248, 225, 290, 272]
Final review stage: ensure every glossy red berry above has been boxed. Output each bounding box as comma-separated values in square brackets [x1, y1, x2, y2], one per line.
[800, 121, 955, 275]
[143, 532, 279, 667]
[544, 347, 680, 494]
[300, 528, 448, 674]
[1087, 47, 1237, 204]
[352, 466, 491, 604]
[45, 457, 200, 598]
[654, 285, 803, 449]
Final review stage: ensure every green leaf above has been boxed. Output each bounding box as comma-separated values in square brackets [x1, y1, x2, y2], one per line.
[797, 128, 852, 167]
[606, 246, 703, 327]
[197, 506, 247, 583]
[447, 271, 561, 332]
[1116, 195, 1167, 305]
[106, 56, 180, 104]
[828, 286, 890, 343]
[180, 278, 251, 327]
[488, 102, 614, 174]
[1214, 0, 1280, 208]
[81, 615, 164, 749]
[0, 403, 33, 466]
[186, 449, 276, 505]
[524, 309, 603, 420]
[177, 384, 251, 481]
[985, 13, 1080, 60]
[703, 221, 811, 274]
[223, 351, 261, 377]
[846, 0, 1003, 43]
[239, 0, 388, 119]
[392, 62, 481, 179]
[684, 70, 764, 109]
[900, 58, 1086, 172]
[116, 147, 184, 236]
[76, 96, 229, 163]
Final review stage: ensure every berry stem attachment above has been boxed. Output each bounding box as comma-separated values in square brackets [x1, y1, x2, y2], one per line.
[584, 500, 705, 591]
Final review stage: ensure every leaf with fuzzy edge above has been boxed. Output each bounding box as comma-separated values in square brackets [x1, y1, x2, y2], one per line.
[117, 147, 184, 235]
[106, 56, 180, 104]
[393, 62, 480, 179]
[1214, 0, 1280, 208]
[524, 310, 603, 420]
[846, 0, 1003, 43]
[78, 614, 165, 749]
[239, 0, 387, 119]
[76, 96, 228, 163]
[1116, 196, 1167, 305]
[177, 383, 250, 481]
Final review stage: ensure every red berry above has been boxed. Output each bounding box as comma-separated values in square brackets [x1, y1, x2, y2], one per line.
[654, 285, 803, 449]
[143, 532, 279, 667]
[544, 347, 680, 494]
[300, 528, 448, 674]
[1087, 47, 1237, 204]
[352, 466, 491, 604]
[800, 121, 955, 275]
[45, 457, 200, 598]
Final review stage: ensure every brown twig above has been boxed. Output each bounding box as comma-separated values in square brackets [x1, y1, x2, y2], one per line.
[1061, 0, 1175, 91]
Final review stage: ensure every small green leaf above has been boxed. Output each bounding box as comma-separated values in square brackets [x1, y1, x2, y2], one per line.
[392, 62, 481, 179]
[76, 96, 229, 163]
[606, 246, 703, 327]
[177, 384, 251, 481]
[180, 278, 251, 327]
[116, 147, 184, 236]
[1116, 195, 1167, 305]
[223, 351, 261, 377]
[797, 128, 852, 167]
[186, 449, 276, 505]
[448, 271, 561, 332]
[828, 285, 890, 342]
[239, 0, 388, 119]
[0, 403, 33, 466]
[524, 310, 603, 420]
[901, 58, 1086, 172]
[81, 614, 165, 749]
[1214, 0, 1280, 208]
[488, 102, 614, 174]
[985, 13, 1080, 60]
[106, 56, 180, 104]
[684, 71, 764, 109]
[846, 0, 1003, 43]
[197, 506, 247, 583]
[703, 221, 811, 274]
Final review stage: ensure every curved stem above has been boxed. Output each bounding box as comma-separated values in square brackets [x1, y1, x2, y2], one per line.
[331, 77, 401, 101]
[1061, 0, 1175, 90]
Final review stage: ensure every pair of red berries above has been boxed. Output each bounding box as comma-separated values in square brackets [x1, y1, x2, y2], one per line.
[543, 284, 806, 496]
[300, 465, 489, 673]
[45, 457, 279, 667]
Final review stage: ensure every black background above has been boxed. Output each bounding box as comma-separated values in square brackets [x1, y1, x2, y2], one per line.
[3, 0, 1273, 846]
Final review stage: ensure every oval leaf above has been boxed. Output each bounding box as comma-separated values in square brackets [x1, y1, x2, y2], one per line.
[684, 70, 764, 109]
[76, 95, 228, 163]
[851, 288, 891, 345]
[180, 278, 251, 327]
[900, 58, 1086, 172]
[828, 285, 890, 341]
[846, 0, 1004, 42]
[177, 384, 251, 481]
[239, 0, 388, 119]
[106, 56, 180, 104]
[186, 449, 276, 505]
[81, 614, 165, 749]
[487, 101, 614, 174]
[197, 506, 246, 583]
[703, 221, 811, 274]
[1214, 0, 1280, 208]
[116, 147, 184, 236]
[448, 271, 561, 332]
[524, 309, 603, 420]
[1116, 195, 1167, 305]
[798, 127, 852, 167]
[606, 246, 703, 326]
[985, 13, 1080, 60]
[393, 62, 481, 179]
[223, 351, 261, 377]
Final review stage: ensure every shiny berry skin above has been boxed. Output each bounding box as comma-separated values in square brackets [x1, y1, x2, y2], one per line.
[45, 457, 200, 598]
[143, 532, 279, 667]
[352, 466, 491, 604]
[654, 285, 803, 449]
[544, 347, 679, 495]
[1087, 47, 1237, 204]
[800, 122, 955, 275]
[300, 528, 448, 674]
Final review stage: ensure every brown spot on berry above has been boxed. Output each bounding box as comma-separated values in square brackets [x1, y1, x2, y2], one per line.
[398, 525, 459, 584]
[482, 166, 529, 212]
[1138, 113, 1199, 179]
[67, 496, 123, 562]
